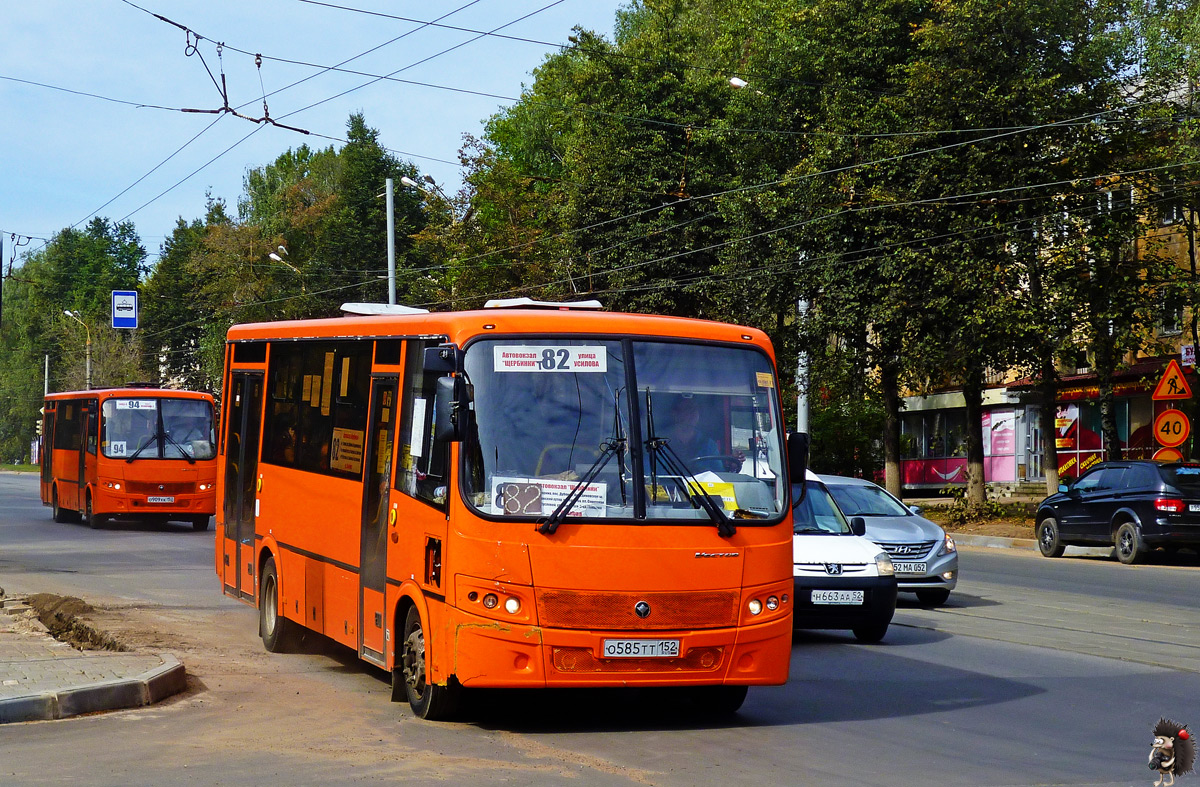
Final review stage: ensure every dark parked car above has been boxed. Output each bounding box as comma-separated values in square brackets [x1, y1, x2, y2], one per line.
[1036, 460, 1200, 564]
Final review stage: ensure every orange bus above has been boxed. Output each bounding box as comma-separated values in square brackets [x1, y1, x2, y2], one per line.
[40, 386, 218, 530]
[216, 301, 805, 719]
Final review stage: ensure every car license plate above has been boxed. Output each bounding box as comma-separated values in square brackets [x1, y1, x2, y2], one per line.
[602, 638, 680, 658]
[147, 496, 175, 504]
[1190, 504, 1200, 513]
[892, 561, 927, 574]
[811, 589, 863, 605]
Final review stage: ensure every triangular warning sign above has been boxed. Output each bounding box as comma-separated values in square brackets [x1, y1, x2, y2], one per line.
[1153, 359, 1193, 400]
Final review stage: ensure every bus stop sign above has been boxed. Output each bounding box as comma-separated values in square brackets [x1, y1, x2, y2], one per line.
[112, 290, 138, 329]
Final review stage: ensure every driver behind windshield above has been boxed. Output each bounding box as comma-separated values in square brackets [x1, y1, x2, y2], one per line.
[660, 396, 742, 474]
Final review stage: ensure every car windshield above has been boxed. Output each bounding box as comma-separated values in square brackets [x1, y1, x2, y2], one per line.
[1161, 464, 1200, 493]
[102, 398, 216, 460]
[826, 482, 911, 517]
[791, 482, 852, 534]
[461, 338, 787, 523]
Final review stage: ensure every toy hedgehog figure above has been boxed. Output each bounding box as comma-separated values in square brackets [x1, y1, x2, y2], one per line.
[1150, 718, 1195, 786]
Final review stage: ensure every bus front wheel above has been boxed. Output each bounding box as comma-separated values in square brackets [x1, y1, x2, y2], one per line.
[400, 606, 460, 720]
[259, 556, 298, 653]
[85, 492, 106, 529]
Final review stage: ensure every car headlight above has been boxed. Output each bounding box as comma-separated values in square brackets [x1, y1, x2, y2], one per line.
[940, 535, 957, 555]
[875, 552, 895, 577]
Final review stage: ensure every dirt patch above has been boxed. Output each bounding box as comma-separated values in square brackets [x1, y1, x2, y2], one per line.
[25, 593, 128, 652]
[941, 519, 1036, 540]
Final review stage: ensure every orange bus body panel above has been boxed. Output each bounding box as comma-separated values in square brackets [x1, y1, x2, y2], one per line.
[218, 308, 793, 701]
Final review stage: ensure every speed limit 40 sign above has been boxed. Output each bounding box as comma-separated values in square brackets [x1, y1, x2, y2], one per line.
[1154, 408, 1191, 448]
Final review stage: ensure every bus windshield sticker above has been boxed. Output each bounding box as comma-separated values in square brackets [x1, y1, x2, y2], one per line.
[108, 440, 127, 457]
[492, 476, 607, 517]
[756, 372, 774, 388]
[493, 346, 608, 373]
[114, 399, 157, 410]
[410, 399, 427, 458]
[331, 427, 364, 474]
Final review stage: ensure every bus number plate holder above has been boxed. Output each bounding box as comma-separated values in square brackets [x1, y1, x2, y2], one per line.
[602, 638, 680, 658]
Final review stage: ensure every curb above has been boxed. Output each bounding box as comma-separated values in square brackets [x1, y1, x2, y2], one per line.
[952, 533, 1114, 558]
[0, 653, 187, 724]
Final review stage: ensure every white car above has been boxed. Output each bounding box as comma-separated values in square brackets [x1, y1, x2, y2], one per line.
[792, 471, 897, 643]
[820, 474, 958, 606]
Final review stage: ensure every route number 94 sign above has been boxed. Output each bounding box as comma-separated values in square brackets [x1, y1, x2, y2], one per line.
[1154, 409, 1190, 448]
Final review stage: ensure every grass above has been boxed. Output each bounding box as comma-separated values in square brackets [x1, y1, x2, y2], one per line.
[0, 463, 39, 473]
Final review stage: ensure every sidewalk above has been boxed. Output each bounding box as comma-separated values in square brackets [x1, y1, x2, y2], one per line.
[0, 596, 186, 723]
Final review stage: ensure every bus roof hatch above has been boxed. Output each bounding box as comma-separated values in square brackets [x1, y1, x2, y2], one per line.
[482, 297, 603, 310]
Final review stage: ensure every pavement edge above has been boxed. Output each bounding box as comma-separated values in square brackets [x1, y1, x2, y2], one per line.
[0, 653, 186, 724]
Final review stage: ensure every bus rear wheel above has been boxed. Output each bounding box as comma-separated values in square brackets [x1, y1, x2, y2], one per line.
[52, 487, 77, 523]
[259, 556, 298, 653]
[400, 606, 460, 720]
[191, 515, 211, 532]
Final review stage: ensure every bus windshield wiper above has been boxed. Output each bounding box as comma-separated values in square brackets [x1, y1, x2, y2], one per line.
[161, 430, 196, 464]
[643, 389, 736, 538]
[538, 437, 625, 535]
[125, 433, 159, 463]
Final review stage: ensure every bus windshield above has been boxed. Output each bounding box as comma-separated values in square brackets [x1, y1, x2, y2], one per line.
[462, 338, 787, 522]
[102, 398, 216, 461]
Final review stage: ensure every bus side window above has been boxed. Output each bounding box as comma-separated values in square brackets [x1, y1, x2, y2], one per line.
[395, 339, 448, 509]
[86, 399, 98, 455]
[54, 401, 82, 452]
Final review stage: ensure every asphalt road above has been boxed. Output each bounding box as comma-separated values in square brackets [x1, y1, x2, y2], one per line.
[1, 471, 1198, 786]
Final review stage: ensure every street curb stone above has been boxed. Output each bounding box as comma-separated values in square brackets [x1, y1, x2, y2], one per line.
[952, 533, 1114, 558]
[0, 653, 186, 723]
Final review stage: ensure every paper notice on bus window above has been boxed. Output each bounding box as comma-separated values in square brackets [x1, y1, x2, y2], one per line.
[756, 372, 774, 388]
[321, 353, 335, 415]
[491, 476, 607, 517]
[409, 399, 427, 458]
[331, 427, 364, 474]
[309, 375, 321, 407]
[114, 399, 156, 410]
[302, 375, 313, 402]
[493, 346, 607, 373]
[340, 357, 351, 398]
[108, 441, 127, 457]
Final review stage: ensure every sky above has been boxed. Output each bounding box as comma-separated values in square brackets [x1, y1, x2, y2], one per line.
[1, 0, 624, 266]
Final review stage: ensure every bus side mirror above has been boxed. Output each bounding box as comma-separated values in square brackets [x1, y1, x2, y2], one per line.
[787, 432, 809, 486]
[433, 376, 471, 443]
[424, 344, 463, 374]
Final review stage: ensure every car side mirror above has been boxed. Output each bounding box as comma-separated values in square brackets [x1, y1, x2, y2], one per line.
[1058, 483, 1069, 494]
[908, 504, 922, 516]
[850, 516, 866, 536]
[433, 376, 472, 443]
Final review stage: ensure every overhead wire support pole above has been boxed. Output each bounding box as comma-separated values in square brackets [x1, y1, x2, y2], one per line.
[386, 178, 396, 305]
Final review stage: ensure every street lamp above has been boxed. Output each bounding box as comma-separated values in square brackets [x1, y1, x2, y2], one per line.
[267, 246, 305, 293]
[63, 310, 91, 390]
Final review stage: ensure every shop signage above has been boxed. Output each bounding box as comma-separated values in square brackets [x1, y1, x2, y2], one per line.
[1152, 359, 1192, 400]
[1154, 408, 1191, 448]
[1184, 344, 1196, 368]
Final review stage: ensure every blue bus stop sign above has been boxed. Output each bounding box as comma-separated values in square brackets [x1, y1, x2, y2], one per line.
[112, 290, 138, 329]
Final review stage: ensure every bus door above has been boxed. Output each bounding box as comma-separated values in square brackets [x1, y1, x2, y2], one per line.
[41, 406, 56, 503]
[359, 377, 397, 665]
[223, 372, 264, 600]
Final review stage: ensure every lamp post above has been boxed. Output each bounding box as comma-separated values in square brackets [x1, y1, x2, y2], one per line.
[267, 246, 305, 293]
[64, 310, 91, 390]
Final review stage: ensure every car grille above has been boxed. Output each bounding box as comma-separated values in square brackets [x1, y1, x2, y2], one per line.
[793, 563, 871, 576]
[875, 540, 938, 560]
[535, 589, 740, 631]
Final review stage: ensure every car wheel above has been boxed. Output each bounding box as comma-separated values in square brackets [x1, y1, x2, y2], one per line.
[400, 606, 460, 720]
[852, 620, 889, 643]
[915, 588, 951, 606]
[259, 556, 298, 652]
[1037, 516, 1065, 557]
[1115, 522, 1146, 565]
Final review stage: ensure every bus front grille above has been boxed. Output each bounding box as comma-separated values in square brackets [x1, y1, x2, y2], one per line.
[535, 589, 740, 630]
[552, 646, 724, 673]
[126, 481, 196, 495]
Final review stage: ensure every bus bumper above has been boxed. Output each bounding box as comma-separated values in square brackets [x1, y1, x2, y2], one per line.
[449, 611, 791, 689]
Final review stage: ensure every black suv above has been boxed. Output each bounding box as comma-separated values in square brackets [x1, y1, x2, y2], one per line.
[1036, 460, 1200, 564]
